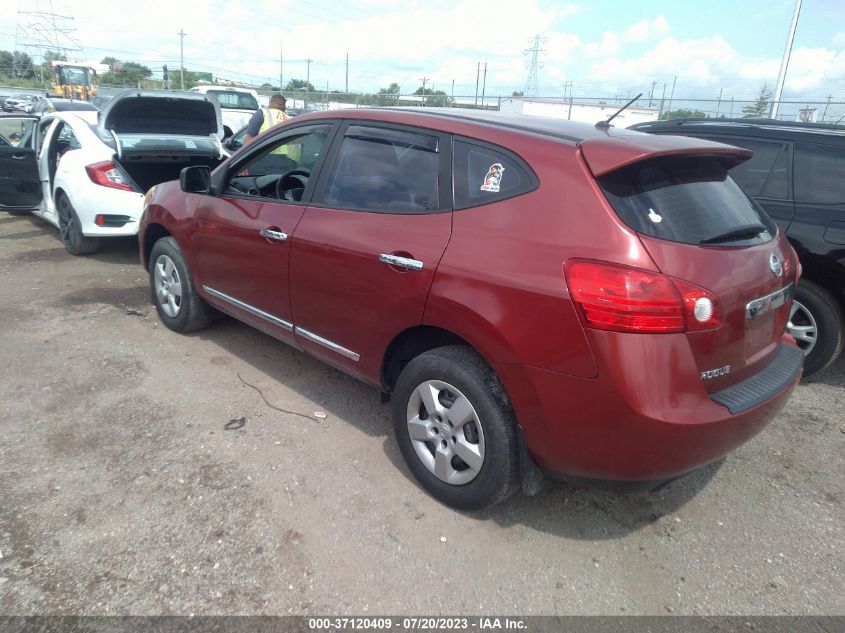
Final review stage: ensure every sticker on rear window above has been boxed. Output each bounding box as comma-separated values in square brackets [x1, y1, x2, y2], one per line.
[480, 163, 504, 192]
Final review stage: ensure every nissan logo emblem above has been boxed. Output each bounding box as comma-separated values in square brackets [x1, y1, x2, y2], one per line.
[770, 253, 784, 278]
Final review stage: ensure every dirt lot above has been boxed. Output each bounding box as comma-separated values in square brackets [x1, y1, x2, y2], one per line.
[0, 212, 843, 616]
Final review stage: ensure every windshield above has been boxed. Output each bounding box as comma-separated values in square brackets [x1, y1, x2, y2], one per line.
[598, 155, 776, 246]
[58, 67, 91, 84]
[207, 90, 258, 110]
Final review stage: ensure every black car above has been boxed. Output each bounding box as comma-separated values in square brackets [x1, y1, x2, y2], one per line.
[630, 118, 845, 377]
[29, 97, 98, 118]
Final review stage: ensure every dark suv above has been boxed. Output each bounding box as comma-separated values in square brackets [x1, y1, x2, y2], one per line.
[140, 110, 802, 509]
[630, 118, 845, 377]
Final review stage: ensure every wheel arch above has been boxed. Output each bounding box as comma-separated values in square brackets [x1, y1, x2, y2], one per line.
[141, 223, 172, 270]
[382, 326, 483, 393]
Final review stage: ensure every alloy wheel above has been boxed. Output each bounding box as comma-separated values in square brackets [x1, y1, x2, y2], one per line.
[787, 300, 818, 356]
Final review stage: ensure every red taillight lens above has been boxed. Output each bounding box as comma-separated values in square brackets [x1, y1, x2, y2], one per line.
[564, 260, 720, 334]
[85, 161, 133, 191]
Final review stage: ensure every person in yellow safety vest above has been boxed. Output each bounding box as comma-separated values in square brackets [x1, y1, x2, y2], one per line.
[243, 94, 290, 145]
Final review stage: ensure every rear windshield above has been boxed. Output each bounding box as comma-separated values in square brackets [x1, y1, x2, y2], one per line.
[54, 101, 97, 112]
[598, 155, 776, 246]
[207, 90, 258, 111]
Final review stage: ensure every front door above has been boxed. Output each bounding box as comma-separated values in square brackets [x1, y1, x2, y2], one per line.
[289, 123, 452, 384]
[0, 116, 40, 210]
[189, 123, 336, 342]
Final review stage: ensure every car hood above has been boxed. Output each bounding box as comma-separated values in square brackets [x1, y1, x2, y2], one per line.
[97, 89, 224, 159]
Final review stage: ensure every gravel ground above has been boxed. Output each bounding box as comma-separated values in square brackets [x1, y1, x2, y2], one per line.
[0, 212, 843, 616]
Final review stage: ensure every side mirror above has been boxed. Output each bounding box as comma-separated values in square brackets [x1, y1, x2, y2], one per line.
[180, 165, 211, 194]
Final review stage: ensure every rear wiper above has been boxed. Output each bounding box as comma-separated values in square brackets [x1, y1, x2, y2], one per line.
[700, 224, 767, 244]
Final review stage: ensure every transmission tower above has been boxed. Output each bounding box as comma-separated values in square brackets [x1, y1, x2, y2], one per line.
[523, 34, 546, 98]
[14, 0, 81, 77]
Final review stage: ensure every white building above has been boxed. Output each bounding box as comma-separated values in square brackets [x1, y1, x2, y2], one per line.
[499, 98, 659, 127]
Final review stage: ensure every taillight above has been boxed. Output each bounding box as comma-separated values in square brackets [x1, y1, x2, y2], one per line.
[564, 260, 720, 334]
[85, 161, 133, 191]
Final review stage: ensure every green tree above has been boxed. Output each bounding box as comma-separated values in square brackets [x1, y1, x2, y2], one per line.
[99, 58, 153, 87]
[413, 86, 450, 107]
[0, 50, 13, 77]
[660, 108, 707, 120]
[11, 51, 36, 78]
[742, 82, 773, 118]
[284, 78, 315, 92]
[512, 90, 524, 97]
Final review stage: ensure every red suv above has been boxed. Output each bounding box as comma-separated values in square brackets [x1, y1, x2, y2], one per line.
[139, 109, 803, 509]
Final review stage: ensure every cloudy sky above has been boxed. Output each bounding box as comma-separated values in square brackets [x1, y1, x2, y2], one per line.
[1, 0, 844, 100]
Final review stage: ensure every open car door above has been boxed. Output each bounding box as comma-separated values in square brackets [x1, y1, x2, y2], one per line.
[0, 116, 41, 211]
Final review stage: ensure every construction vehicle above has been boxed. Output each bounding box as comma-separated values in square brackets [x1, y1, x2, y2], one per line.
[50, 61, 97, 101]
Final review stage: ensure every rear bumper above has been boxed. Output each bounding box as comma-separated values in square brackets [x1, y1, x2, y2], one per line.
[497, 334, 801, 482]
[72, 187, 144, 237]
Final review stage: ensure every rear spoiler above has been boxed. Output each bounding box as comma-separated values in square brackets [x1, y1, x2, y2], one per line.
[578, 134, 753, 177]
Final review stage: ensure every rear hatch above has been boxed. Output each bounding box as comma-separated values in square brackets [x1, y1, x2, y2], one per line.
[581, 135, 797, 391]
[98, 90, 224, 160]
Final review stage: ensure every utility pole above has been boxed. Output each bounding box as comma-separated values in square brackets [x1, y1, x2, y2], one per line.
[474, 62, 480, 107]
[419, 76, 428, 106]
[305, 58, 313, 88]
[648, 81, 656, 107]
[716, 87, 723, 118]
[178, 29, 187, 90]
[667, 75, 677, 114]
[451, 79, 454, 107]
[822, 94, 832, 122]
[658, 82, 666, 118]
[771, 0, 802, 119]
[279, 40, 283, 91]
[480, 62, 487, 108]
[345, 53, 349, 94]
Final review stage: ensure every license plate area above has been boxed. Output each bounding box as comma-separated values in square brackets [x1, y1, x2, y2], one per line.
[745, 283, 793, 360]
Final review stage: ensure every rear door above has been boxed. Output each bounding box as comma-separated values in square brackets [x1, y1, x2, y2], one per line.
[588, 150, 796, 390]
[0, 116, 41, 210]
[289, 122, 452, 384]
[190, 122, 336, 342]
[695, 134, 795, 232]
[790, 141, 845, 255]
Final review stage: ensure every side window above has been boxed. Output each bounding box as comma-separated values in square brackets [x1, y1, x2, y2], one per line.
[0, 118, 35, 148]
[37, 120, 53, 152]
[453, 139, 537, 209]
[226, 124, 331, 201]
[321, 125, 440, 214]
[702, 137, 790, 200]
[794, 142, 845, 205]
[56, 123, 81, 150]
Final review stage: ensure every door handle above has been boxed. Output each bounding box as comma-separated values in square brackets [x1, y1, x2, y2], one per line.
[11, 153, 28, 160]
[260, 228, 288, 242]
[379, 253, 424, 271]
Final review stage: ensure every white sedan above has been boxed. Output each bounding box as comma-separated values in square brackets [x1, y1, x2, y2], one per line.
[0, 90, 226, 255]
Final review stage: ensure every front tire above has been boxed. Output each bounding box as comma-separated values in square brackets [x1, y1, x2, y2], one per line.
[57, 194, 99, 255]
[148, 237, 211, 333]
[789, 280, 845, 378]
[392, 346, 519, 510]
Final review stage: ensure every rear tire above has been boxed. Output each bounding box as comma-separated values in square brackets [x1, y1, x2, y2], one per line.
[149, 236, 211, 333]
[57, 194, 99, 255]
[789, 280, 844, 378]
[392, 346, 519, 510]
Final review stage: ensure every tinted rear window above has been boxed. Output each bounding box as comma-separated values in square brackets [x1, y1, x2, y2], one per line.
[598, 155, 776, 246]
[794, 142, 845, 205]
[54, 101, 97, 111]
[207, 90, 259, 111]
